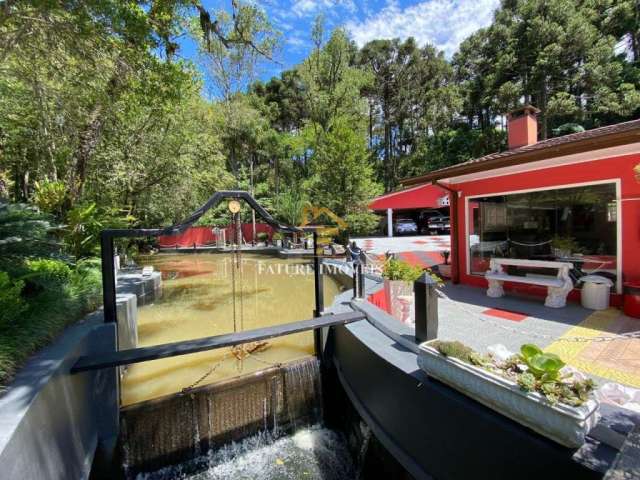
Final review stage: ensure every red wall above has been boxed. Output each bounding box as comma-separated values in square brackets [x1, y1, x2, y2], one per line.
[158, 224, 275, 248]
[450, 153, 640, 299]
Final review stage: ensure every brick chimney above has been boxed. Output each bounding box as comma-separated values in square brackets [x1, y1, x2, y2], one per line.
[507, 105, 540, 149]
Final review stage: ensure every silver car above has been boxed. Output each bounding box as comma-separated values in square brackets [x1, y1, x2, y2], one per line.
[394, 218, 418, 235]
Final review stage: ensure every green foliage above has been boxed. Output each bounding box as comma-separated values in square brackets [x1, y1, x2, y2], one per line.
[64, 203, 133, 258]
[382, 258, 425, 282]
[256, 232, 269, 242]
[304, 117, 382, 217]
[519, 344, 565, 381]
[0, 203, 58, 263]
[24, 259, 72, 289]
[274, 191, 309, 226]
[0, 272, 26, 328]
[32, 181, 67, 217]
[551, 236, 582, 253]
[431, 340, 490, 367]
[431, 340, 595, 406]
[343, 212, 380, 237]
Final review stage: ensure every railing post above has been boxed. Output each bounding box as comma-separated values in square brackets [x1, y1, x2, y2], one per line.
[312, 230, 324, 360]
[101, 231, 117, 325]
[357, 263, 365, 299]
[414, 272, 439, 343]
[352, 263, 365, 299]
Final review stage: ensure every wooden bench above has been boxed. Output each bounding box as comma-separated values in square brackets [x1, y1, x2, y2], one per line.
[485, 258, 574, 308]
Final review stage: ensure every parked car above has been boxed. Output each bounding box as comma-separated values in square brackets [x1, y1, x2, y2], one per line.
[394, 218, 419, 235]
[427, 216, 450, 235]
[418, 210, 441, 234]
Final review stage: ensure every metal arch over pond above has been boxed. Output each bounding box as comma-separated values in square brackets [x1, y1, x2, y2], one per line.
[84, 189, 345, 375]
[100, 190, 302, 326]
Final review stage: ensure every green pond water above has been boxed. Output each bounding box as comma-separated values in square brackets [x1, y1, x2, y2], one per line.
[121, 253, 342, 405]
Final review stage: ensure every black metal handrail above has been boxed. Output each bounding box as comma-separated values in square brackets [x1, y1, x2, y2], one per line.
[71, 311, 365, 373]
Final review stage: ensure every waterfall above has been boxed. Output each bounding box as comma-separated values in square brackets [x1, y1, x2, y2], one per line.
[120, 357, 323, 478]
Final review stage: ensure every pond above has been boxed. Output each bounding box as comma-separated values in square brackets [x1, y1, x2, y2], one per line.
[121, 253, 342, 406]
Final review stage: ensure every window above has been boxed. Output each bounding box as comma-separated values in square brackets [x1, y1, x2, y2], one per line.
[468, 183, 618, 286]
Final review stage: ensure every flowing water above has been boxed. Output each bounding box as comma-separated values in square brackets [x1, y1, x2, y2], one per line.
[136, 425, 356, 480]
[121, 253, 342, 405]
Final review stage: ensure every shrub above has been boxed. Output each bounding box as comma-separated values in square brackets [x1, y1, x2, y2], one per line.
[25, 258, 71, 287]
[256, 232, 269, 242]
[32, 180, 67, 217]
[0, 272, 26, 327]
[0, 203, 58, 263]
[65, 202, 133, 258]
[382, 258, 425, 282]
[69, 259, 102, 310]
[344, 212, 380, 237]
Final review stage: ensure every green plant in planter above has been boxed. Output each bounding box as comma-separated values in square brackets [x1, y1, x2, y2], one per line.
[256, 232, 269, 242]
[272, 232, 283, 241]
[429, 340, 595, 407]
[520, 344, 565, 382]
[550, 236, 581, 255]
[431, 340, 489, 367]
[515, 344, 594, 405]
[382, 258, 444, 285]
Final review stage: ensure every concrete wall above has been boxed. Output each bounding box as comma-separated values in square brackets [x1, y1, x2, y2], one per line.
[0, 270, 162, 480]
[0, 314, 118, 480]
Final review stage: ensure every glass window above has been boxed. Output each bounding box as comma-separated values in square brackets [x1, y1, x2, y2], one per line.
[468, 183, 617, 286]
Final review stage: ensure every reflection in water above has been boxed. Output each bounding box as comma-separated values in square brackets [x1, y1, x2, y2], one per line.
[121, 253, 341, 405]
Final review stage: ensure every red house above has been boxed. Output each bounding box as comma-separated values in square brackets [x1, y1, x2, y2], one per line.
[401, 106, 640, 305]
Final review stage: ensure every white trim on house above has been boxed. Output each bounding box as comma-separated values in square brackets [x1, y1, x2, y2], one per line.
[440, 143, 640, 185]
[463, 179, 623, 294]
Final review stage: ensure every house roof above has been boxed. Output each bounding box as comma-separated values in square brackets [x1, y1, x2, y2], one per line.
[368, 183, 447, 211]
[401, 118, 640, 186]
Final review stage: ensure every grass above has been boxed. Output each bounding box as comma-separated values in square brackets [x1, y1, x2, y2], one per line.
[0, 265, 102, 388]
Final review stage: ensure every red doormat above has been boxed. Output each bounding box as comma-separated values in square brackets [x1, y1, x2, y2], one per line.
[482, 308, 528, 322]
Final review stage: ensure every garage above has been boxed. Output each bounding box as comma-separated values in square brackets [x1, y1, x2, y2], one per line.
[369, 183, 450, 236]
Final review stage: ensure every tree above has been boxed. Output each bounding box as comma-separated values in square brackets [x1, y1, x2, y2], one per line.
[298, 26, 370, 134]
[358, 38, 460, 190]
[454, 0, 640, 139]
[304, 117, 382, 217]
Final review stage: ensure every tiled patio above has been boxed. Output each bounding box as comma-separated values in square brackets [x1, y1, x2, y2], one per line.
[353, 235, 450, 266]
[434, 284, 640, 388]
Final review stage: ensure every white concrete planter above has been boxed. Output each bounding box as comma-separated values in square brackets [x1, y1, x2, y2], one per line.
[418, 342, 600, 448]
[384, 279, 414, 321]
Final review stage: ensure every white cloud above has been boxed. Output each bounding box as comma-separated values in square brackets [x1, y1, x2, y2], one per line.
[292, 0, 356, 18]
[345, 0, 500, 57]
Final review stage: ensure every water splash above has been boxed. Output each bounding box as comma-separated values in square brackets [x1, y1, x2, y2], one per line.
[136, 425, 355, 480]
[121, 357, 324, 476]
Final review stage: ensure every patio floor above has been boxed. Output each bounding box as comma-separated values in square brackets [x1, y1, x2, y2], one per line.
[352, 235, 450, 268]
[435, 283, 640, 388]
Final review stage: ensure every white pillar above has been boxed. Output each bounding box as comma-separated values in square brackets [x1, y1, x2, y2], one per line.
[387, 208, 393, 237]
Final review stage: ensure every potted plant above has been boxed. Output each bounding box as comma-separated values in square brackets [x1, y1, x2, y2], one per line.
[418, 341, 599, 447]
[381, 258, 426, 321]
[256, 231, 269, 246]
[439, 250, 451, 278]
[272, 232, 283, 248]
[551, 236, 580, 258]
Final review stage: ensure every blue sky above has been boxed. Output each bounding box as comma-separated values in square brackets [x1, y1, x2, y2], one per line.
[178, 0, 500, 87]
